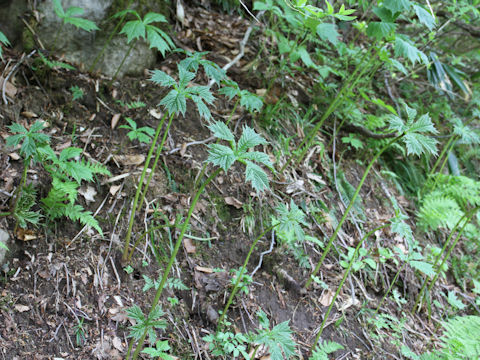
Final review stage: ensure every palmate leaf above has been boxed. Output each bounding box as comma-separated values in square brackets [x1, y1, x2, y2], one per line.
[190, 95, 211, 120]
[245, 161, 269, 192]
[143, 12, 167, 24]
[316, 23, 340, 45]
[207, 144, 236, 171]
[383, 0, 411, 13]
[239, 91, 263, 113]
[64, 17, 99, 32]
[120, 20, 146, 42]
[253, 321, 297, 360]
[159, 89, 187, 115]
[403, 132, 438, 156]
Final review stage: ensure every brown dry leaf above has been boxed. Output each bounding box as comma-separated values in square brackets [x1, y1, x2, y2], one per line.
[14, 304, 30, 312]
[180, 142, 187, 157]
[183, 237, 196, 253]
[55, 140, 72, 151]
[109, 184, 121, 196]
[224, 196, 243, 209]
[79, 185, 97, 202]
[195, 266, 213, 273]
[112, 154, 145, 166]
[112, 337, 124, 352]
[8, 152, 20, 160]
[21, 111, 38, 118]
[0, 76, 17, 98]
[149, 108, 162, 119]
[16, 228, 38, 241]
[111, 113, 121, 129]
[338, 296, 360, 311]
[319, 289, 334, 306]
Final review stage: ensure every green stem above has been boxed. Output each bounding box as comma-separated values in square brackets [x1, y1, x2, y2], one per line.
[217, 224, 277, 327]
[111, 39, 137, 84]
[12, 158, 30, 232]
[281, 44, 378, 173]
[312, 224, 388, 350]
[137, 114, 174, 213]
[89, 0, 134, 73]
[373, 262, 407, 317]
[194, 100, 238, 190]
[128, 168, 222, 360]
[306, 135, 402, 289]
[122, 112, 168, 263]
[413, 206, 479, 312]
[0, 212, 11, 217]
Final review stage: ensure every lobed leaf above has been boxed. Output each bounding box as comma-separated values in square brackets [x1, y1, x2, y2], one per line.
[208, 121, 235, 141]
[237, 126, 267, 153]
[207, 144, 236, 171]
[245, 161, 269, 192]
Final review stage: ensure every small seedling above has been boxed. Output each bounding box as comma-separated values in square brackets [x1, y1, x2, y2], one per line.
[70, 85, 84, 101]
[120, 118, 155, 144]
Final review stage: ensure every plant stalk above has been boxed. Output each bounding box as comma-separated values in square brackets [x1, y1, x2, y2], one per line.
[217, 223, 277, 327]
[128, 168, 222, 359]
[89, 0, 134, 73]
[111, 39, 137, 84]
[122, 112, 168, 263]
[312, 224, 388, 350]
[12, 157, 30, 232]
[306, 135, 402, 289]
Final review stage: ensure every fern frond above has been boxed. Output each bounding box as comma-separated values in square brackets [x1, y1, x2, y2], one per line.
[64, 204, 103, 235]
[418, 192, 464, 231]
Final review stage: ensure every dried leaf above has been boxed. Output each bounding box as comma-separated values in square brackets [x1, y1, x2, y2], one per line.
[111, 113, 121, 129]
[195, 266, 213, 273]
[14, 304, 30, 312]
[21, 111, 38, 118]
[0, 76, 17, 98]
[79, 186, 97, 202]
[112, 154, 145, 166]
[149, 108, 162, 119]
[183, 237, 196, 253]
[319, 289, 334, 306]
[109, 184, 122, 196]
[8, 152, 20, 160]
[224, 196, 243, 209]
[16, 228, 37, 241]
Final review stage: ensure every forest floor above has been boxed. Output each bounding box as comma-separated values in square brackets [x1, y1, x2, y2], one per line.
[0, 4, 451, 360]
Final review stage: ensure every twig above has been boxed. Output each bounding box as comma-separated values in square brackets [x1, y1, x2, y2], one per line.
[250, 230, 275, 277]
[207, 10, 265, 87]
[2, 50, 36, 104]
[167, 136, 215, 155]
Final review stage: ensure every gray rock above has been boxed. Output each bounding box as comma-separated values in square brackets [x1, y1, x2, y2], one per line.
[34, 0, 157, 77]
[0, 228, 9, 266]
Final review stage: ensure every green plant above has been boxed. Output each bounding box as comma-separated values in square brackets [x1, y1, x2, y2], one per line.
[119, 118, 155, 144]
[69, 85, 84, 101]
[309, 340, 344, 360]
[38, 145, 110, 234]
[5, 121, 109, 234]
[203, 327, 251, 359]
[307, 104, 438, 289]
[73, 317, 86, 346]
[416, 316, 480, 359]
[250, 311, 297, 359]
[0, 30, 10, 59]
[123, 58, 218, 263]
[141, 340, 174, 360]
[127, 118, 273, 359]
[35, 52, 76, 71]
[111, 10, 174, 81]
[52, 0, 99, 51]
[127, 304, 167, 345]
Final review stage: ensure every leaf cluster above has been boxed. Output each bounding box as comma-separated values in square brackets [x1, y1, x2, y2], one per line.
[116, 10, 174, 56]
[126, 305, 167, 344]
[52, 0, 99, 32]
[207, 121, 273, 192]
[119, 118, 155, 144]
